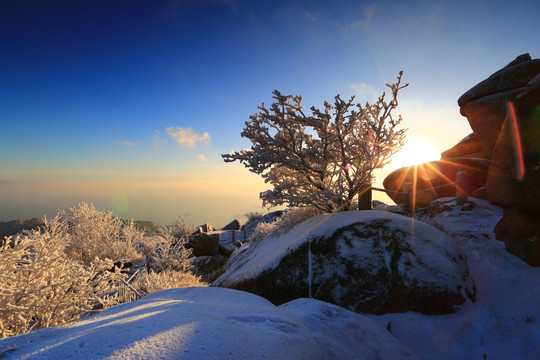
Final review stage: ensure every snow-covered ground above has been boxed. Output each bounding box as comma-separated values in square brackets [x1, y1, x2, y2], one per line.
[366, 198, 540, 359]
[1, 198, 539, 359]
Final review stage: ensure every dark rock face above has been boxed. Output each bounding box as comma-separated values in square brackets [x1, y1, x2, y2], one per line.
[495, 208, 540, 266]
[441, 132, 485, 159]
[451, 53, 540, 266]
[222, 219, 242, 231]
[458, 54, 540, 107]
[214, 211, 475, 315]
[186, 233, 220, 256]
[460, 88, 523, 158]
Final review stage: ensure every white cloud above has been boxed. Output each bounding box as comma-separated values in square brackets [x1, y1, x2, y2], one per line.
[153, 130, 161, 150]
[121, 141, 135, 147]
[166, 127, 211, 148]
[197, 154, 207, 162]
[350, 82, 379, 101]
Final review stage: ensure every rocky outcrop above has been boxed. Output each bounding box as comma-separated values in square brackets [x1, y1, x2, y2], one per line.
[214, 211, 476, 315]
[194, 223, 214, 233]
[458, 54, 540, 160]
[440, 132, 486, 159]
[222, 219, 242, 231]
[186, 232, 220, 256]
[450, 53, 540, 266]
[383, 158, 490, 207]
[383, 53, 540, 266]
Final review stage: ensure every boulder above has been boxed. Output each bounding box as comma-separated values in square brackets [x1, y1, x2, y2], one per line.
[457, 54, 540, 160]
[494, 208, 540, 267]
[383, 158, 490, 207]
[458, 53, 540, 107]
[441, 132, 486, 159]
[194, 223, 214, 233]
[460, 88, 523, 158]
[213, 211, 476, 315]
[186, 232, 220, 256]
[485, 72, 540, 265]
[222, 218, 242, 231]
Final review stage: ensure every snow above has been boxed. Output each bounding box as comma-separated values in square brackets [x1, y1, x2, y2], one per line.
[280, 298, 419, 360]
[216, 210, 472, 300]
[2, 198, 540, 359]
[0, 287, 322, 360]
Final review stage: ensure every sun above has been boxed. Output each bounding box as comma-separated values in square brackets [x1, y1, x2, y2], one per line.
[392, 137, 442, 168]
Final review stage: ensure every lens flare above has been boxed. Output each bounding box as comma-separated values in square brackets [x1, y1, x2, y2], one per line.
[508, 101, 525, 180]
[111, 190, 129, 215]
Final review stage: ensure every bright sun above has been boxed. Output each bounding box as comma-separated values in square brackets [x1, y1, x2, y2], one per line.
[393, 137, 442, 168]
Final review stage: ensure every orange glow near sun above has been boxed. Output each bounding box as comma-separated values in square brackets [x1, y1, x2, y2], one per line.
[393, 137, 442, 168]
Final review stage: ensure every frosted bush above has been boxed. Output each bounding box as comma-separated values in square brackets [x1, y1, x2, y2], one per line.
[131, 269, 206, 297]
[245, 211, 264, 224]
[170, 215, 196, 242]
[247, 207, 322, 244]
[64, 202, 143, 265]
[0, 214, 120, 338]
[146, 226, 194, 273]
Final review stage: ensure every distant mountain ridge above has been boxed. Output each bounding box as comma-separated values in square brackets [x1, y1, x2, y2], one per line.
[0, 218, 161, 241]
[0, 218, 45, 241]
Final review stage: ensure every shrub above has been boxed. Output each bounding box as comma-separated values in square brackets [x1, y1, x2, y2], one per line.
[223, 73, 408, 212]
[249, 207, 323, 243]
[146, 226, 194, 273]
[64, 202, 143, 265]
[0, 214, 120, 338]
[131, 269, 206, 297]
[245, 211, 264, 224]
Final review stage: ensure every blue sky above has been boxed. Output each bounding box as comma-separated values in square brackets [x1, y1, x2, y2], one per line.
[1, 0, 539, 226]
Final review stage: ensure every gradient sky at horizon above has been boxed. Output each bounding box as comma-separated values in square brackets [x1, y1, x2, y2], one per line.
[1, 0, 539, 226]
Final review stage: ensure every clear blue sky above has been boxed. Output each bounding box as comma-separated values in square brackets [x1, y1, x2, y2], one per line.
[1, 0, 539, 226]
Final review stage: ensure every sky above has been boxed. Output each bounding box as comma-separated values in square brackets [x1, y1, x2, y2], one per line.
[1, 0, 539, 226]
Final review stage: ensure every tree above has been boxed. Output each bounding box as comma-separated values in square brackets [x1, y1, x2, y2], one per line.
[223, 72, 408, 212]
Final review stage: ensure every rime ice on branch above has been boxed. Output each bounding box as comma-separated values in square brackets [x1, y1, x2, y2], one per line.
[223, 72, 408, 212]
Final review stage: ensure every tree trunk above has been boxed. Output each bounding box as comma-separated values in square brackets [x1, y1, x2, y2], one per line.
[357, 184, 372, 210]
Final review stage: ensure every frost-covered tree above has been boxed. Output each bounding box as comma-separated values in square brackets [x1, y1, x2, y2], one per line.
[223, 72, 408, 212]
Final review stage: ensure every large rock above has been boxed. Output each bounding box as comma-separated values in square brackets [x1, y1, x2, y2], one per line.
[485, 71, 540, 265]
[194, 223, 214, 233]
[383, 158, 490, 207]
[460, 88, 523, 158]
[186, 232, 220, 256]
[222, 219, 242, 231]
[441, 132, 486, 159]
[213, 211, 476, 315]
[495, 208, 540, 267]
[458, 54, 540, 159]
[458, 53, 540, 107]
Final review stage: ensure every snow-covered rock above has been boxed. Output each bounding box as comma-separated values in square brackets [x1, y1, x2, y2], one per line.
[213, 210, 476, 315]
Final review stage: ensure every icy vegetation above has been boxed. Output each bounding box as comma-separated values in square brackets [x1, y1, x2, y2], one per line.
[0, 202, 204, 338]
[1, 199, 540, 359]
